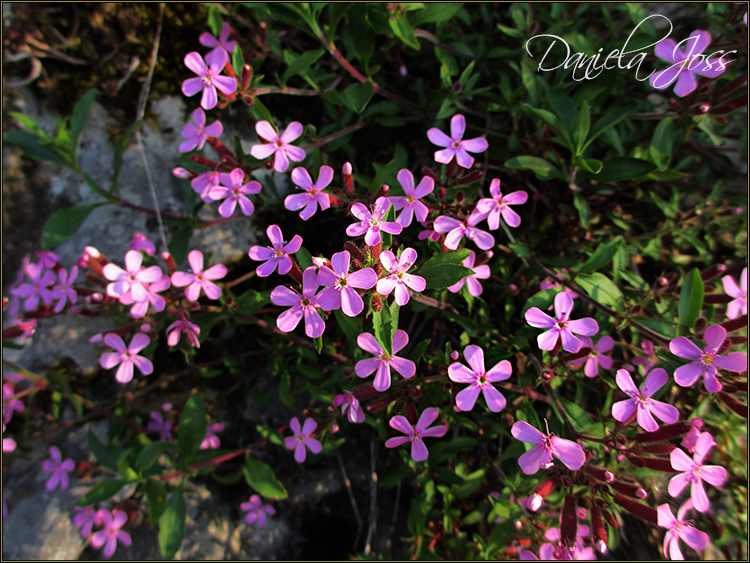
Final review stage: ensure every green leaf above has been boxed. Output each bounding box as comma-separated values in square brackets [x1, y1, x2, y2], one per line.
[232, 44, 246, 80]
[75, 479, 127, 506]
[143, 479, 168, 524]
[546, 90, 578, 134]
[41, 203, 107, 250]
[136, 441, 177, 472]
[4, 130, 71, 165]
[70, 88, 97, 154]
[333, 308, 363, 350]
[88, 428, 125, 471]
[487, 520, 514, 556]
[327, 3, 353, 40]
[389, 13, 420, 50]
[694, 114, 725, 146]
[346, 4, 374, 67]
[255, 424, 285, 447]
[207, 4, 223, 35]
[417, 248, 474, 289]
[243, 457, 289, 500]
[679, 268, 704, 334]
[572, 100, 590, 155]
[556, 395, 594, 433]
[582, 107, 635, 152]
[508, 242, 532, 259]
[235, 289, 270, 315]
[373, 298, 393, 356]
[250, 95, 275, 124]
[584, 157, 657, 183]
[178, 392, 207, 463]
[577, 236, 624, 275]
[111, 120, 143, 194]
[520, 58, 540, 107]
[296, 245, 313, 270]
[313, 335, 323, 354]
[573, 192, 592, 229]
[282, 49, 325, 85]
[408, 338, 431, 363]
[576, 157, 602, 174]
[169, 227, 193, 266]
[522, 286, 563, 316]
[159, 487, 186, 560]
[504, 155, 563, 181]
[522, 104, 572, 149]
[574, 273, 624, 311]
[411, 2, 463, 25]
[343, 81, 375, 113]
[649, 117, 674, 171]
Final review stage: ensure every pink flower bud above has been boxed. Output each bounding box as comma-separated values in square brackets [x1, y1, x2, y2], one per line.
[450, 351, 460, 361]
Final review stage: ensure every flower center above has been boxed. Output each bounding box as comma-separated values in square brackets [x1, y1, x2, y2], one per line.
[196, 274, 204, 282]
[369, 218, 380, 229]
[556, 320, 567, 330]
[335, 275, 348, 289]
[701, 354, 714, 366]
[273, 249, 284, 259]
[310, 188, 318, 196]
[301, 297, 311, 307]
[201, 71, 214, 86]
[408, 195, 415, 204]
[275, 140, 283, 148]
[478, 373, 488, 386]
[452, 141, 461, 149]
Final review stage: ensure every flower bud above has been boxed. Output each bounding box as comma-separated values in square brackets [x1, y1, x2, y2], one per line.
[633, 420, 693, 443]
[591, 504, 607, 554]
[371, 293, 382, 312]
[437, 187, 446, 201]
[446, 156, 457, 178]
[172, 167, 195, 180]
[720, 314, 748, 333]
[342, 162, 354, 194]
[351, 384, 380, 400]
[344, 241, 365, 262]
[612, 494, 657, 524]
[405, 398, 418, 424]
[609, 479, 647, 499]
[559, 347, 592, 363]
[457, 169, 482, 185]
[718, 392, 748, 418]
[726, 335, 747, 346]
[162, 252, 177, 275]
[501, 413, 514, 427]
[561, 494, 578, 548]
[700, 263, 727, 282]
[541, 369, 555, 381]
[190, 154, 219, 168]
[374, 184, 389, 199]
[241, 64, 253, 92]
[410, 385, 423, 399]
[455, 190, 465, 204]
[509, 284, 519, 295]
[583, 465, 614, 483]
[703, 293, 734, 304]
[693, 316, 707, 338]
[699, 103, 710, 113]
[450, 351, 460, 361]
[561, 475, 573, 488]
[366, 393, 399, 413]
[626, 454, 677, 473]
[528, 477, 558, 512]
[634, 443, 676, 454]
[630, 304, 643, 316]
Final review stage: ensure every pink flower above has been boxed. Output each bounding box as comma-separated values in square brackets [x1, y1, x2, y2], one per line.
[385, 407, 447, 462]
[179, 108, 223, 153]
[200, 422, 225, 449]
[658, 500, 710, 560]
[649, 31, 728, 97]
[631, 340, 660, 374]
[99, 333, 154, 384]
[669, 432, 727, 512]
[191, 170, 222, 202]
[681, 418, 703, 453]
[511, 420, 586, 475]
[390, 169, 433, 228]
[448, 345, 512, 412]
[73, 505, 102, 538]
[10, 262, 56, 311]
[250, 121, 306, 173]
[427, 114, 489, 168]
[182, 50, 237, 110]
[241, 494, 276, 527]
[317, 251, 377, 317]
[540, 272, 578, 308]
[333, 391, 365, 423]
[171, 250, 227, 301]
[285, 166, 333, 220]
[433, 215, 495, 250]
[199, 22, 238, 57]
[346, 197, 403, 247]
[447, 250, 491, 296]
[248, 224, 303, 277]
[166, 319, 201, 348]
[471, 179, 528, 230]
[37, 250, 60, 269]
[721, 267, 747, 319]
[270, 267, 325, 338]
[147, 411, 173, 442]
[3, 382, 24, 424]
[355, 330, 416, 392]
[285, 417, 322, 462]
[128, 232, 156, 256]
[376, 248, 426, 306]
[50, 266, 78, 313]
[208, 168, 262, 217]
[669, 325, 747, 393]
[524, 292, 599, 353]
[570, 335, 614, 377]
[120, 275, 171, 318]
[102, 250, 163, 302]
[611, 368, 679, 432]
[42, 446, 75, 490]
[90, 509, 132, 558]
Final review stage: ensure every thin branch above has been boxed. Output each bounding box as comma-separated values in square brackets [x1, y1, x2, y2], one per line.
[364, 435, 378, 555]
[338, 452, 363, 551]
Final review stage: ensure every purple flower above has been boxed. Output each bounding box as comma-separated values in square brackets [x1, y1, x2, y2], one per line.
[447, 250, 491, 297]
[73, 505, 102, 538]
[570, 335, 614, 378]
[669, 432, 727, 512]
[241, 494, 276, 527]
[540, 272, 578, 309]
[658, 500, 710, 560]
[147, 411, 173, 442]
[721, 267, 747, 319]
[102, 250, 163, 302]
[376, 248, 426, 306]
[433, 215, 495, 250]
[681, 418, 703, 453]
[90, 509, 132, 558]
[448, 345, 512, 412]
[650, 31, 728, 97]
[3, 433, 16, 453]
[427, 114, 489, 168]
[191, 170, 222, 202]
[631, 340, 660, 375]
[51, 266, 78, 313]
[611, 368, 679, 432]
[511, 420, 586, 475]
[250, 121, 306, 173]
[10, 262, 56, 311]
[333, 391, 365, 424]
[471, 179, 528, 230]
[182, 50, 237, 110]
[3, 382, 25, 424]
[346, 197, 403, 247]
[317, 251, 377, 317]
[669, 325, 747, 393]
[355, 330, 416, 392]
[208, 168, 262, 217]
[99, 333, 154, 384]
[390, 169, 433, 228]
[199, 22, 238, 57]
[180, 108, 223, 153]
[285, 417, 322, 462]
[200, 422, 225, 449]
[120, 275, 171, 319]
[285, 166, 334, 220]
[248, 224, 303, 277]
[167, 319, 201, 348]
[524, 292, 599, 353]
[42, 446, 75, 490]
[37, 250, 60, 269]
[270, 267, 325, 338]
[171, 250, 227, 301]
[385, 407, 447, 462]
[128, 232, 156, 256]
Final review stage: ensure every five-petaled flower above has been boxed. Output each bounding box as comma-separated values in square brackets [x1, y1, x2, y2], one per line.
[611, 368, 679, 432]
[171, 250, 227, 301]
[650, 30, 728, 97]
[524, 292, 599, 353]
[448, 345, 512, 412]
[721, 267, 747, 319]
[433, 214, 495, 250]
[285, 166, 334, 220]
[147, 411, 173, 442]
[180, 108, 223, 153]
[333, 391, 365, 424]
[658, 499, 710, 560]
[208, 168, 262, 217]
[317, 251, 377, 317]
[199, 22, 238, 57]
[511, 420, 586, 475]
[200, 422, 225, 449]
[355, 330, 416, 392]
[285, 417, 322, 462]
[103, 250, 163, 302]
[182, 50, 237, 110]
[669, 324, 747, 393]
[73, 506, 102, 538]
[99, 333, 154, 384]
[166, 319, 201, 348]
[271, 267, 325, 338]
[90, 509, 132, 558]
[128, 232, 156, 256]
[631, 339, 660, 374]
[248, 224, 303, 278]
[471, 179, 528, 230]
[376, 248, 426, 306]
[52, 266, 78, 313]
[385, 407, 447, 462]
[427, 114, 489, 168]
[241, 495, 276, 527]
[570, 335, 614, 378]
[346, 197, 403, 247]
[390, 169, 434, 228]
[11, 262, 56, 311]
[250, 121, 306, 173]
[669, 432, 727, 512]
[42, 446, 75, 490]
[447, 250, 491, 297]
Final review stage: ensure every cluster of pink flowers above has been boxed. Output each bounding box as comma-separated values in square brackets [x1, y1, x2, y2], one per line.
[8, 252, 82, 316]
[73, 507, 132, 558]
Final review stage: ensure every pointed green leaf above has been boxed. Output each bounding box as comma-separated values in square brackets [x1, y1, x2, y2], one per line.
[244, 457, 289, 500]
[504, 155, 564, 180]
[343, 81, 374, 113]
[679, 268, 704, 334]
[158, 487, 186, 560]
[411, 2, 463, 25]
[373, 298, 393, 356]
[75, 479, 127, 507]
[144, 478, 168, 524]
[178, 392, 207, 463]
[282, 49, 324, 85]
[70, 88, 97, 152]
[574, 273, 624, 312]
[577, 236, 624, 275]
[649, 117, 674, 171]
[41, 203, 109, 250]
[87, 428, 126, 471]
[572, 100, 590, 155]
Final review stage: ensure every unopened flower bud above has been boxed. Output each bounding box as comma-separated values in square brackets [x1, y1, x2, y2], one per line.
[627, 454, 676, 473]
[561, 494, 578, 548]
[501, 412, 514, 427]
[374, 184, 389, 199]
[190, 154, 219, 168]
[719, 392, 748, 418]
[561, 475, 573, 488]
[410, 385, 423, 399]
[609, 479, 647, 499]
[528, 477, 558, 512]
[474, 250, 493, 267]
[591, 504, 607, 554]
[633, 420, 692, 443]
[437, 187, 446, 201]
[630, 304, 643, 316]
[455, 190, 465, 204]
[446, 156, 457, 178]
[703, 293, 734, 304]
[693, 316, 707, 338]
[612, 494, 657, 524]
[344, 241, 365, 262]
[699, 103, 710, 113]
[371, 293, 382, 312]
[583, 465, 614, 482]
[405, 398, 418, 424]
[700, 263, 726, 282]
[351, 384, 380, 400]
[172, 167, 194, 179]
[366, 393, 399, 413]
[241, 64, 253, 92]
[457, 169, 483, 185]
[560, 347, 592, 363]
[720, 314, 748, 333]
[162, 252, 177, 275]
[634, 443, 677, 454]
[541, 369, 554, 381]
[450, 351, 460, 361]
[509, 284, 519, 295]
